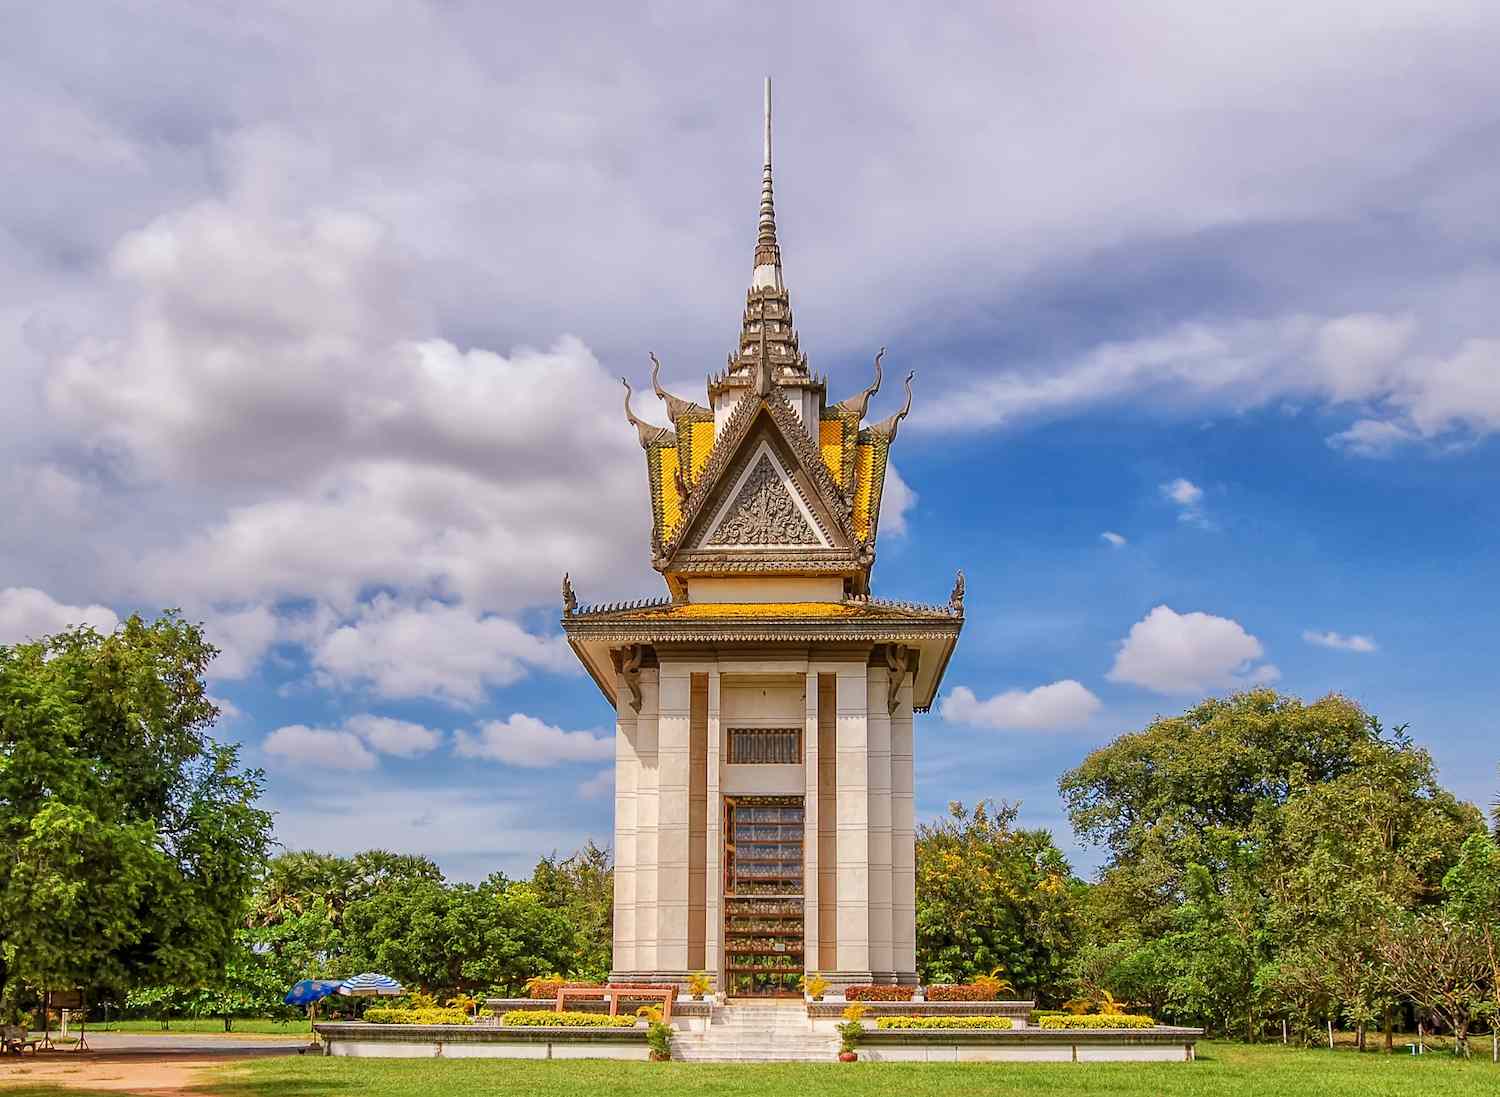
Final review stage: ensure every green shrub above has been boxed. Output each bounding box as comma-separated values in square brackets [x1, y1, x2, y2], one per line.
[646, 1020, 673, 1059]
[1029, 1009, 1067, 1024]
[501, 1010, 637, 1028]
[844, 985, 916, 1001]
[1038, 1013, 1155, 1029]
[363, 1008, 471, 1025]
[877, 1016, 1013, 1030]
[923, 984, 997, 1002]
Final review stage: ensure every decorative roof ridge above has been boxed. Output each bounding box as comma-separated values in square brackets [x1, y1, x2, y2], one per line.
[759, 388, 855, 532]
[867, 370, 915, 442]
[649, 352, 708, 421]
[658, 387, 854, 562]
[832, 347, 884, 420]
[622, 378, 672, 448]
[570, 595, 676, 618]
[861, 594, 963, 619]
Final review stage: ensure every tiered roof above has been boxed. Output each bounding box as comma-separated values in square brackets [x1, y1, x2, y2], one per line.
[619, 82, 914, 599]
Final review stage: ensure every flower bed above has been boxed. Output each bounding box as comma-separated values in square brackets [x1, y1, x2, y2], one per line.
[1039, 1013, 1155, 1029]
[876, 1016, 1013, 1030]
[501, 1009, 637, 1028]
[923, 984, 996, 1002]
[363, 1008, 470, 1025]
[844, 985, 916, 1001]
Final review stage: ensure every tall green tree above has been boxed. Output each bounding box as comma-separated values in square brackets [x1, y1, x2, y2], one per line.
[0, 613, 273, 1005]
[528, 841, 613, 980]
[914, 799, 1079, 1000]
[1060, 690, 1483, 1036]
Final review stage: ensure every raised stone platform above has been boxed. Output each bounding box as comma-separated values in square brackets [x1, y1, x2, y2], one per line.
[314, 1022, 648, 1060]
[858, 1026, 1203, 1062]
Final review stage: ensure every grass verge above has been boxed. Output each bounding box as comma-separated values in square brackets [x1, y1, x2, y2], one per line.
[199, 1040, 1499, 1097]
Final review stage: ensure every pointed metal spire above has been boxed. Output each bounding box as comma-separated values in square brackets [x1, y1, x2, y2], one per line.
[752, 76, 782, 291]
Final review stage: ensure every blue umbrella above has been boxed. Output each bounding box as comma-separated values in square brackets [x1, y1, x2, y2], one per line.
[338, 973, 405, 997]
[284, 980, 343, 1007]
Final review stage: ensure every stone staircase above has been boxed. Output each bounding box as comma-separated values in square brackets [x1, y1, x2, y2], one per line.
[671, 1001, 838, 1062]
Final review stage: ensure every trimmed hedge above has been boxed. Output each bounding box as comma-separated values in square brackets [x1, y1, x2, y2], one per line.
[876, 1016, 1014, 1030]
[501, 1010, 637, 1028]
[844, 985, 917, 1001]
[1039, 1013, 1155, 1030]
[923, 984, 997, 1002]
[363, 1008, 471, 1025]
[1030, 1009, 1067, 1023]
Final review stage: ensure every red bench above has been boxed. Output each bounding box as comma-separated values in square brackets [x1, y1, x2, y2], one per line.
[554, 984, 677, 1024]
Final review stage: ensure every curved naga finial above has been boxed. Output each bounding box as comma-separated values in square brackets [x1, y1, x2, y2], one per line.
[649, 352, 704, 421]
[949, 569, 965, 614]
[622, 377, 671, 447]
[834, 347, 884, 419]
[871, 370, 915, 441]
[562, 572, 577, 616]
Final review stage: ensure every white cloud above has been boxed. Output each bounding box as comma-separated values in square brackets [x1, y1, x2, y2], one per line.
[263, 724, 377, 772]
[0, 587, 119, 645]
[1107, 605, 1278, 694]
[310, 595, 574, 705]
[577, 769, 614, 800]
[208, 695, 243, 722]
[1328, 418, 1416, 458]
[880, 464, 917, 537]
[1161, 478, 1203, 507]
[940, 680, 1102, 731]
[1303, 629, 1379, 654]
[201, 604, 279, 680]
[1101, 531, 1127, 547]
[454, 713, 613, 768]
[345, 714, 445, 757]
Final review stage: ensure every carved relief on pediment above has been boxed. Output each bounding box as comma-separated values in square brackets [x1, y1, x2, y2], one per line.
[706, 453, 818, 546]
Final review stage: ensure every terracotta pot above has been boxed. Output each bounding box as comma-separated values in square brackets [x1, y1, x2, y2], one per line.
[839, 1050, 858, 1062]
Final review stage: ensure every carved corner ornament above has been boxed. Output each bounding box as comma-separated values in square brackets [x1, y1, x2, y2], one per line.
[949, 568, 965, 614]
[884, 644, 912, 714]
[621, 644, 645, 713]
[562, 572, 577, 616]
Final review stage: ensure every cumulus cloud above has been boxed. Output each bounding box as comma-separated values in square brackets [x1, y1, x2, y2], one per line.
[1100, 531, 1127, 547]
[454, 713, 613, 768]
[880, 464, 918, 537]
[0, 587, 119, 644]
[577, 769, 614, 800]
[1161, 478, 1203, 508]
[1107, 605, 1279, 694]
[311, 596, 574, 706]
[940, 680, 1102, 731]
[344, 714, 445, 757]
[264, 724, 377, 772]
[1303, 630, 1379, 654]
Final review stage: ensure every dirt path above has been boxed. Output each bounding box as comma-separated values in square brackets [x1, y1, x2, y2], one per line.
[0, 1047, 296, 1095]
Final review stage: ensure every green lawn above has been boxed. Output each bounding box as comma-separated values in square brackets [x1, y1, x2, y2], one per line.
[188, 1041, 1499, 1097]
[88, 1017, 314, 1035]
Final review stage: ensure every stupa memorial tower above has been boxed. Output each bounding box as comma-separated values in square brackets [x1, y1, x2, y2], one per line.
[562, 80, 963, 995]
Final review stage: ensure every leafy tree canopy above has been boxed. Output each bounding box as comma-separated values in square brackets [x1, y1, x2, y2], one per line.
[0, 613, 273, 1004]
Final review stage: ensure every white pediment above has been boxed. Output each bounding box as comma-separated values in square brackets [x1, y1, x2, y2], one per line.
[693, 441, 831, 549]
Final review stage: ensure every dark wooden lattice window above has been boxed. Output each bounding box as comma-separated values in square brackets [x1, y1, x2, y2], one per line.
[728, 727, 802, 765]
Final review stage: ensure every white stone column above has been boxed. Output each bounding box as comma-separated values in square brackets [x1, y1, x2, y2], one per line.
[632, 668, 660, 976]
[834, 663, 871, 978]
[612, 687, 638, 975]
[802, 670, 820, 972]
[866, 665, 893, 981]
[890, 670, 917, 981]
[705, 668, 723, 988]
[656, 663, 692, 975]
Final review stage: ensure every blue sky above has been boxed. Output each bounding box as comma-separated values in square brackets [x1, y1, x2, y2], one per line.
[3, 3, 1498, 880]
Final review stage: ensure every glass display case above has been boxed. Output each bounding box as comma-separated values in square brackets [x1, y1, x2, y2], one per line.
[723, 796, 804, 996]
